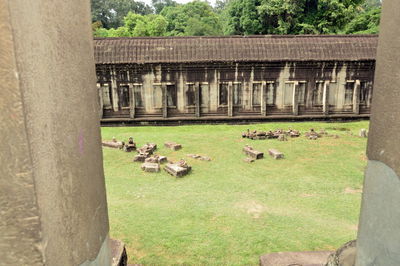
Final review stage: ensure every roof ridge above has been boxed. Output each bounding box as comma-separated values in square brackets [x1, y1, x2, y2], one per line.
[94, 34, 378, 41]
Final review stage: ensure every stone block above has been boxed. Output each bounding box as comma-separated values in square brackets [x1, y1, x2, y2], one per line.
[277, 134, 287, 141]
[133, 153, 149, 162]
[141, 163, 160, 173]
[268, 149, 284, 159]
[164, 142, 182, 151]
[243, 145, 263, 159]
[102, 140, 124, 149]
[164, 163, 191, 177]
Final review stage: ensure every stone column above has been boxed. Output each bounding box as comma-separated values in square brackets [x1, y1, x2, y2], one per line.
[129, 84, 135, 119]
[228, 81, 233, 117]
[353, 79, 360, 115]
[261, 81, 267, 116]
[162, 84, 168, 118]
[98, 83, 104, 119]
[0, 1, 111, 265]
[111, 68, 119, 112]
[195, 82, 201, 117]
[356, 0, 400, 265]
[292, 81, 299, 116]
[322, 80, 330, 115]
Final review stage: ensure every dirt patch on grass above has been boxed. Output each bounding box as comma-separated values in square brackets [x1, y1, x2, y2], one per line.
[300, 193, 317, 198]
[344, 187, 363, 194]
[235, 200, 267, 219]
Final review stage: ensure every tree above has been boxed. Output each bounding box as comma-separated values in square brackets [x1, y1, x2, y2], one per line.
[161, 1, 223, 36]
[344, 6, 381, 34]
[91, 0, 152, 29]
[152, 0, 178, 14]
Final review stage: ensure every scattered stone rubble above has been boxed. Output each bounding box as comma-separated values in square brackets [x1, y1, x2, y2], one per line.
[187, 154, 211, 161]
[138, 143, 157, 154]
[277, 134, 287, 141]
[242, 129, 300, 140]
[243, 145, 264, 159]
[304, 128, 321, 140]
[141, 162, 160, 173]
[164, 142, 182, 151]
[145, 155, 167, 164]
[123, 137, 136, 152]
[133, 143, 157, 162]
[268, 149, 284, 159]
[102, 137, 124, 149]
[164, 159, 192, 177]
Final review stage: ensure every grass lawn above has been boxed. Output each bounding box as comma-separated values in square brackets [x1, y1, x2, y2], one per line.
[101, 121, 369, 265]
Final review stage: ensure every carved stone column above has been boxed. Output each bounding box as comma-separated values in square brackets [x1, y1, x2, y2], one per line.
[261, 81, 267, 116]
[353, 79, 360, 115]
[228, 81, 233, 117]
[292, 81, 299, 116]
[322, 80, 330, 115]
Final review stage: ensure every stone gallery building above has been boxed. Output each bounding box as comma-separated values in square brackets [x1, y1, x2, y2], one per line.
[94, 35, 377, 122]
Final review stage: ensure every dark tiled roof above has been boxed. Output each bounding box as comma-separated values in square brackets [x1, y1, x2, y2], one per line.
[94, 35, 378, 64]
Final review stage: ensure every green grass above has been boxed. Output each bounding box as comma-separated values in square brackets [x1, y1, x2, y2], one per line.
[101, 121, 369, 265]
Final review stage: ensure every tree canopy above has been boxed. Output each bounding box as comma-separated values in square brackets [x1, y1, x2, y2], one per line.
[91, 0, 381, 37]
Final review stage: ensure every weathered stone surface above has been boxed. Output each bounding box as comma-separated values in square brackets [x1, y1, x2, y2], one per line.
[137, 143, 157, 154]
[243, 145, 264, 159]
[164, 160, 191, 177]
[260, 251, 332, 266]
[268, 149, 284, 159]
[305, 129, 320, 140]
[133, 153, 149, 162]
[110, 238, 128, 266]
[359, 128, 368, 138]
[123, 137, 136, 152]
[141, 162, 160, 172]
[325, 240, 356, 266]
[277, 134, 288, 141]
[164, 141, 182, 151]
[102, 140, 124, 149]
[145, 155, 167, 164]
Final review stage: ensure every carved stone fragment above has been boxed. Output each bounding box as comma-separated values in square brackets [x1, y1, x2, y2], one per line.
[243, 145, 264, 159]
[141, 162, 160, 172]
[164, 142, 182, 151]
[268, 149, 284, 159]
[164, 160, 191, 177]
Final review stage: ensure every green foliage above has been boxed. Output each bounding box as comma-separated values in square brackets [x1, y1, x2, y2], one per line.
[91, 0, 152, 29]
[91, 0, 381, 37]
[161, 0, 223, 36]
[102, 121, 368, 264]
[152, 0, 178, 14]
[344, 7, 381, 34]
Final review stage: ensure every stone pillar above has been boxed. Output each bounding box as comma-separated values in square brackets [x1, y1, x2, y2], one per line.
[322, 81, 330, 115]
[195, 82, 201, 117]
[356, 0, 400, 265]
[0, 0, 111, 265]
[129, 84, 135, 119]
[261, 81, 267, 116]
[353, 79, 360, 115]
[228, 81, 233, 117]
[162, 84, 168, 118]
[111, 68, 119, 112]
[97, 83, 104, 119]
[292, 81, 299, 116]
